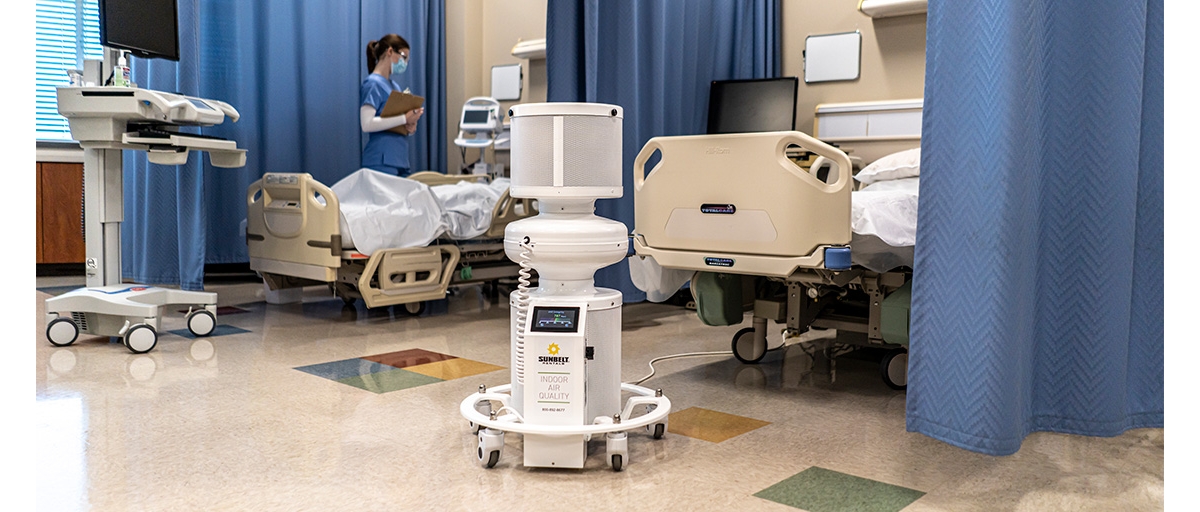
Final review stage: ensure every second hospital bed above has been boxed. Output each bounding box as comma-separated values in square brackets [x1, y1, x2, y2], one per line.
[630, 130, 918, 389]
[245, 169, 537, 312]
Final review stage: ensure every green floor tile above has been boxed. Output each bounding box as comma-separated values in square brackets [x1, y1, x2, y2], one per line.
[335, 368, 443, 394]
[754, 467, 924, 512]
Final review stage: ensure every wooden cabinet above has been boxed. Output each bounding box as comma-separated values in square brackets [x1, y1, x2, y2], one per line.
[37, 162, 86, 264]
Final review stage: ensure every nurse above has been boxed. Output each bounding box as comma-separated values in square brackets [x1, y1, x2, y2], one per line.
[361, 34, 425, 176]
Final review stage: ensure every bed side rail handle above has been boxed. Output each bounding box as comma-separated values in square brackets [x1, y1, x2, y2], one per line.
[632, 138, 664, 193]
[306, 235, 343, 257]
[776, 132, 852, 193]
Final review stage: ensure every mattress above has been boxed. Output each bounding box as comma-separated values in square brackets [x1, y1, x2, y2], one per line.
[849, 177, 919, 272]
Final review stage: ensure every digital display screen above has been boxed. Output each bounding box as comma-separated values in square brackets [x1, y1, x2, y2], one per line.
[100, 0, 180, 61]
[462, 109, 491, 124]
[707, 78, 798, 134]
[188, 98, 212, 110]
[530, 307, 580, 333]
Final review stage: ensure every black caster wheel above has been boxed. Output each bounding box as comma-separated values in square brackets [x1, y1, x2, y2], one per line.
[402, 301, 426, 316]
[123, 324, 158, 354]
[610, 454, 623, 472]
[881, 348, 908, 391]
[732, 327, 766, 364]
[47, 317, 80, 347]
[186, 309, 216, 337]
[652, 423, 666, 439]
[483, 450, 500, 468]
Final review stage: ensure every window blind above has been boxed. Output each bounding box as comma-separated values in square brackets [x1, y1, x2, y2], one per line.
[35, 0, 102, 142]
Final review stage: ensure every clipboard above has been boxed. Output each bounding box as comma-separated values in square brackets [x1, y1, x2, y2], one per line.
[380, 91, 425, 135]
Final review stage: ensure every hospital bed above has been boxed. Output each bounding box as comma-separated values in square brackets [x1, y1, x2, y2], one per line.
[245, 170, 537, 312]
[630, 129, 918, 389]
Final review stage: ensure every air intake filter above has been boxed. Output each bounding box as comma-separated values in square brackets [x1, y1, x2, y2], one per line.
[508, 103, 623, 199]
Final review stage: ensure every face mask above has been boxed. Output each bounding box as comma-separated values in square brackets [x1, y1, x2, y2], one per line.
[391, 57, 407, 75]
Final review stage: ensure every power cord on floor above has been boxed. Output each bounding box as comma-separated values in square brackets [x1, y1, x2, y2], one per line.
[628, 350, 732, 386]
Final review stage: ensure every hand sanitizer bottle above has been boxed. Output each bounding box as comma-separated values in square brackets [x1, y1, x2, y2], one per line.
[112, 53, 130, 87]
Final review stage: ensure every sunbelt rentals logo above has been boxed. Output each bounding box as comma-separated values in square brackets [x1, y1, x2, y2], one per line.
[539, 343, 568, 364]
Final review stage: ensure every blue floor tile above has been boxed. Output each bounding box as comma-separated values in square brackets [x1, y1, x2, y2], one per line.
[167, 324, 251, 339]
[295, 358, 394, 381]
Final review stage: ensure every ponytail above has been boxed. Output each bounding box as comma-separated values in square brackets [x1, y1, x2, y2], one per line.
[365, 40, 379, 71]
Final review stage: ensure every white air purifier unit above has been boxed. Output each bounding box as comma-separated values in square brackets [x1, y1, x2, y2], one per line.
[459, 102, 671, 472]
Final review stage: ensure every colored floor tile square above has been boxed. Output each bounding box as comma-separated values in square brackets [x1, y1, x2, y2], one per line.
[404, 358, 505, 380]
[362, 348, 457, 369]
[167, 324, 251, 339]
[296, 358, 394, 381]
[666, 406, 770, 443]
[754, 467, 925, 512]
[336, 368, 443, 394]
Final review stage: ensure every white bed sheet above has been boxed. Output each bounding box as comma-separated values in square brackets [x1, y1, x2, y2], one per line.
[849, 177, 918, 272]
[331, 168, 506, 254]
[850, 177, 919, 248]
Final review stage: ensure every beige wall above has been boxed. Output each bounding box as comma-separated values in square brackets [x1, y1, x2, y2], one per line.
[444, 0, 483, 173]
[782, 3, 927, 136]
[444, 2, 924, 168]
[444, 0, 547, 173]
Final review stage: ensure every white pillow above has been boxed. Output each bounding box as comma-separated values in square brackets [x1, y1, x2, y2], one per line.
[855, 147, 921, 185]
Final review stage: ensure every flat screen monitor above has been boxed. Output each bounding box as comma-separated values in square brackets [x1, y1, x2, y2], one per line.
[706, 77, 798, 134]
[460, 107, 494, 131]
[99, 0, 180, 61]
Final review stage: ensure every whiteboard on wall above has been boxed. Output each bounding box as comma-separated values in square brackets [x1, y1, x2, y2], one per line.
[491, 64, 523, 101]
[804, 31, 861, 83]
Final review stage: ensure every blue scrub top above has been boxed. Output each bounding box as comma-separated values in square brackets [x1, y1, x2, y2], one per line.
[360, 73, 411, 176]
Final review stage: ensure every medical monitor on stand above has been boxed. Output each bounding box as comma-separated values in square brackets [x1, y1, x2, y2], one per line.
[99, 0, 180, 61]
[706, 77, 799, 134]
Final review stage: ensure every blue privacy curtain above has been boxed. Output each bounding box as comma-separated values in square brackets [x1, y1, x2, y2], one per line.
[123, 0, 446, 289]
[907, 0, 1163, 455]
[546, 0, 781, 301]
[122, 0, 208, 289]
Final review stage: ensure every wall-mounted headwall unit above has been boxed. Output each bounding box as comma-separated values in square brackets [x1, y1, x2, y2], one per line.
[511, 38, 546, 60]
[858, 0, 927, 19]
[814, 99, 922, 141]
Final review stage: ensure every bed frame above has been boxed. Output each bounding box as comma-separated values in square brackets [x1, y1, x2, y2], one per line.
[630, 130, 913, 387]
[245, 171, 537, 310]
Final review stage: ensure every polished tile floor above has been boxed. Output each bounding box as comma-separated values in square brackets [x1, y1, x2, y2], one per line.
[34, 276, 1164, 511]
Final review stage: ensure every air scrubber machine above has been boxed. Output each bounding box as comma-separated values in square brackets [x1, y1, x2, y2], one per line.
[459, 103, 671, 471]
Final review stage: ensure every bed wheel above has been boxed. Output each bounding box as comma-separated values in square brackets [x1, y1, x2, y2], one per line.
[402, 301, 426, 316]
[341, 296, 356, 307]
[732, 327, 766, 364]
[881, 348, 908, 390]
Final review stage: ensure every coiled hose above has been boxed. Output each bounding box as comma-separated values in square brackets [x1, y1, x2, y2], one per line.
[513, 237, 533, 384]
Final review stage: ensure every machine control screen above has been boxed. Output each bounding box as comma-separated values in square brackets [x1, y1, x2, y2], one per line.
[462, 109, 491, 124]
[187, 98, 213, 111]
[531, 307, 580, 333]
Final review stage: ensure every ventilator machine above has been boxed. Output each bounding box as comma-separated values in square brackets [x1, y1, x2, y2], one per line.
[459, 103, 671, 471]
